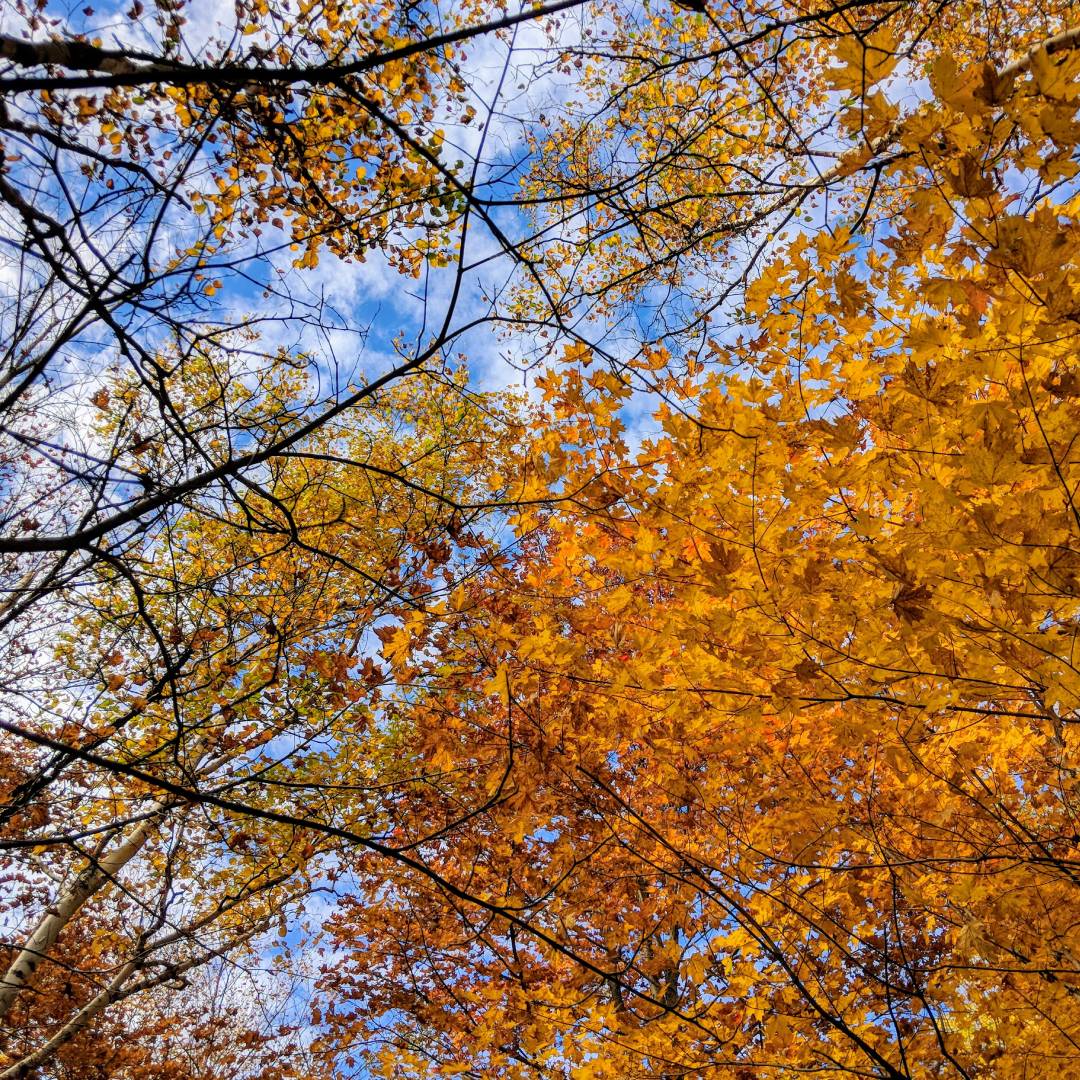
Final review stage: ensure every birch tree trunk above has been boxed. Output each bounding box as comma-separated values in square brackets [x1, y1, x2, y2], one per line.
[0, 809, 166, 1022]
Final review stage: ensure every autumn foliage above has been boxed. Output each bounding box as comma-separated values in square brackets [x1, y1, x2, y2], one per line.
[2, 0, 1080, 1077]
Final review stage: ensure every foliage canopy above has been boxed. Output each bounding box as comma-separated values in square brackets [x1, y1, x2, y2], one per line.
[2, 0, 1080, 1077]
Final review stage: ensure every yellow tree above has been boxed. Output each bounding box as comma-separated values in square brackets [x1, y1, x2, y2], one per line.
[0, 0, 573, 1064]
[0, 348, 523, 1075]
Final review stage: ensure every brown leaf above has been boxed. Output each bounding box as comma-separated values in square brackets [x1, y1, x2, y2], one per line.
[891, 583, 933, 623]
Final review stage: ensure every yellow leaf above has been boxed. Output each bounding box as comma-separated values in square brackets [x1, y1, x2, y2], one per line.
[825, 28, 899, 93]
[483, 663, 510, 706]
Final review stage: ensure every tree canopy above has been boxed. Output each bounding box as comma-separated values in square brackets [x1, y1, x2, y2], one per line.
[2, 0, 1080, 1077]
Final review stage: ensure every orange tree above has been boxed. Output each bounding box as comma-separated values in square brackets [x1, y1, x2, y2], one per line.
[314, 6, 1080, 1078]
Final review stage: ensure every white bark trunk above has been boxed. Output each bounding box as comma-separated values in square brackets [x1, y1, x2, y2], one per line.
[0, 810, 164, 1022]
[0, 959, 139, 1078]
